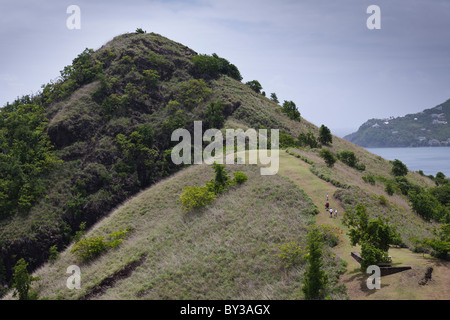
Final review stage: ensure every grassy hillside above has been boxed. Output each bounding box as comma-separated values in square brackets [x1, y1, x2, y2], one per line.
[0, 32, 313, 287]
[7, 163, 348, 300]
[1, 31, 448, 300]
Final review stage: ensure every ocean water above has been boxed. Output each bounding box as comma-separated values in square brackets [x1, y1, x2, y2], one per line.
[366, 147, 450, 177]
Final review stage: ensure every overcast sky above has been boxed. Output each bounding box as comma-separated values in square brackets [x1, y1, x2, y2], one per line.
[1, 0, 450, 137]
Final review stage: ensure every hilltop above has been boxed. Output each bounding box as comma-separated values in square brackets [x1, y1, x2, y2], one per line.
[344, 99, 450, 147]
[1, 31, 448, 300]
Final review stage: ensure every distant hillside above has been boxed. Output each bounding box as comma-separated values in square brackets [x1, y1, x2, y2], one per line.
[345, 99, 450, 147]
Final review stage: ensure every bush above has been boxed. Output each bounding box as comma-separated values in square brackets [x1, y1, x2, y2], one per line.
[391, 159, 408, 177]
[49, 245, 59, 264]
[232, 171, 248, 185]
[281, 100, 301, 122]
[319, 149, 337, 168]
[298, 130, 320, 148]
[246, 80, 263, 94]
[192, 53, 242, 81]
[178, 186, 217, 211]
[12, 259, 40, 300]
[362, 175, 376, 185]
[378, 195, 388, 206]
[177, 79, 212, 110]
[71, 236, 108, 261]
[385, 181, 395, 196]
[277, 241, 306, 268]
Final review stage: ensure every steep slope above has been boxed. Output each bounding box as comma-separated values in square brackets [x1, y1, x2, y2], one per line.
[345, 99, 450, 147]
[0, 32, 320, 289]
[1, 31, 448, 301]
[14, 162, 349, 300]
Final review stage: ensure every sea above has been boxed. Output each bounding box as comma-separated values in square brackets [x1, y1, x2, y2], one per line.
[365, 147, 450, 177]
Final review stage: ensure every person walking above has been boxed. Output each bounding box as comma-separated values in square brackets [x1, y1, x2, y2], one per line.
[329, 208, 333, 218]
[334, 209, 338, 218]
[325, 202, 329, 211]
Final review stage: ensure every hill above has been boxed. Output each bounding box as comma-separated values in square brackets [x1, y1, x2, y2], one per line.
[1, 31, 448, 301]
[0, 31, 317, 289]
[344, 99, 450, 147]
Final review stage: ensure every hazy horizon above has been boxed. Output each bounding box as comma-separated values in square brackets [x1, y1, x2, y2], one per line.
[1, 0, 450, 135]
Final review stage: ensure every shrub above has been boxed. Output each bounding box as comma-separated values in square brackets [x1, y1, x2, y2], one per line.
[49, 245, 59, 264]
[178, 79, 212, 110]
[298, 130, 320, 148]
[279, 132, 297, 148]
[178, 186, 217, 211]
[281, 100, 301, 122]
[391, 159, 408, 177]
[246, 80, 263, 93]
[385, 181, 395, 196]
[319, 149, 337, 168]
[378, 195, 388, 206]
[362, 175, 376, 185]
[277, 241, 306, 268]
[232, 171, 248, 185]
[136, 28, 145, 34]
[11, 258, 40, 300]
[143, 69, 160, 88]
[192, 53, 242, 81]
[71, 236, 108, 261]
[205, 100, 225, 129]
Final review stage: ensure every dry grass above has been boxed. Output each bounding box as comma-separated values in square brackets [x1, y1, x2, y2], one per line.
[9, 162, 344, 300]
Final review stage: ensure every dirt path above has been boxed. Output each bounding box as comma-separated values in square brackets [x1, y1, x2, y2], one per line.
[278, 151, 450, 300]
[277, 151, 363, 298]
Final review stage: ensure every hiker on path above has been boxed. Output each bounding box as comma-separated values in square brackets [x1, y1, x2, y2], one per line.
[326, 193, 329, 201]
[329, 208, 333, 218]
[325, 202, 329, 210]
[334, 209, 338, 218]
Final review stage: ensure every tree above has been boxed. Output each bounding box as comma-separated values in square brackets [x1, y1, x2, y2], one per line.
[270, 93, 279, 104]
[319, 149, 337, 168]
[302, 227, 328, 300]
[318, 125, 332, 145]
[245, 80, 263, 94]
[391, 159, 408, 177]
[281, 100, 301, 122]
[343, 204, 401, 271]
[298, 130, 320, 148]
[11, 258, 40, 300]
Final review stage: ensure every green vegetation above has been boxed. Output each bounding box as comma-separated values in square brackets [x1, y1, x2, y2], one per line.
[302, 227, 328, 300]
[270, 93, 279, 104]
[318, 125, 332, 146]
[343, 204, 402, 271]
[319, 149, 337, 168]
[179, 163, 248, 211]
[70, 228, 130, 262]
[344, 99, 450, 147]
[11, 259, 40, 300]
[281, 100, 301, 122]
[193, 53, 242, 81]
[337, 151, 365, 171]
[298, 130, 321, 148]
[0, 102, 62, 216]
[391, 159, 408, 177]
[245, 80, 263, 94]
